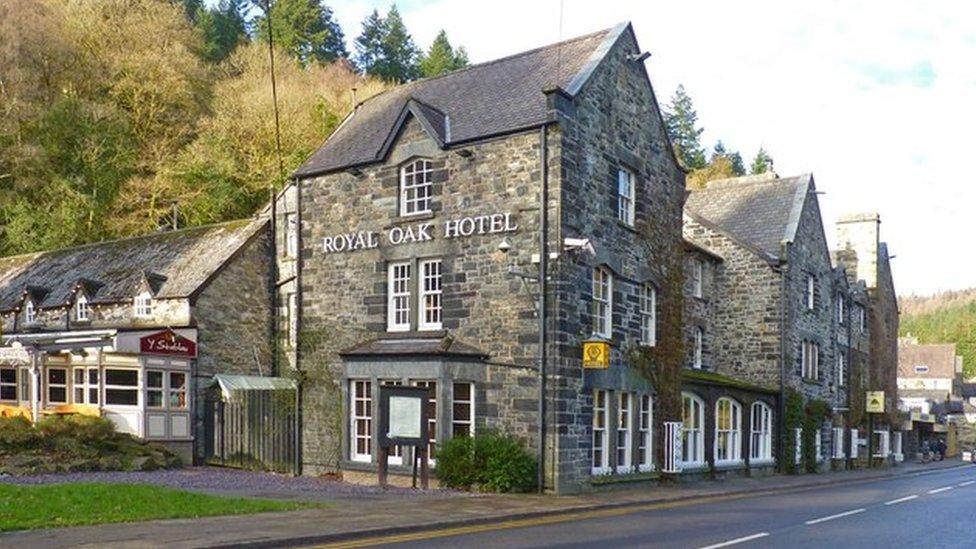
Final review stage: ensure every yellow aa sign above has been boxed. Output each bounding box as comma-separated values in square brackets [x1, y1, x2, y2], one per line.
[866, 391, 885, 414]
[582, 340, 610, 369]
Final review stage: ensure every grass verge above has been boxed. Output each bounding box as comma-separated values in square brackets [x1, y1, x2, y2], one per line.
[0, 482, 315, 531]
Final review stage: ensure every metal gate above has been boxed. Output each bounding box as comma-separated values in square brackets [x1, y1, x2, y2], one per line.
[204, 376, 299, 475]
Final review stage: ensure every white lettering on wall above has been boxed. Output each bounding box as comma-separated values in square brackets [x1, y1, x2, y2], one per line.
[321, 212, 518, 254]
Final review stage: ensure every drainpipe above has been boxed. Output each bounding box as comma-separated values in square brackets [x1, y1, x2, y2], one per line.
[537, 124, 549, 494]
[294, 177, 304, 477]
[778, 246, 791, 473]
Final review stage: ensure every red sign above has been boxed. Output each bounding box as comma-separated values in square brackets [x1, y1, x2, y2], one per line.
[140, 330, 197, 358]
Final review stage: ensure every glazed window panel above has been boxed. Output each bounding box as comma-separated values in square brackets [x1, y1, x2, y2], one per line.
[592, 267, 612, 338]
[693, 328, 704, 369]
[0, 368, 16, 401]
[400, 159, 433, 216]
[616, 392, 633, 472]
[75, 295, 90, 322]
[715, 398, 742, 464]
[46, 368, 67, 404]
[750, 402, 773, 461]
[134, 292, 153, 318]
[418, 260, 442, 330]
[681, 393, 705, 465]
[640, 284, 656, 346]
[617, 168, 635, 226]
[592, 389, 610, 474]
[452, 382, 474, 438]
[18, 368, 30, 402]
[387, 262, 412, 331]
[169, 372, 187, 409]
[350, 380, 372, 462]
[25, 301, 36, 324]
[802, 340, 820, 380]
[104, 369, 138, 406]
[638, 394, 653, 471]
[146, 370, 164, 408]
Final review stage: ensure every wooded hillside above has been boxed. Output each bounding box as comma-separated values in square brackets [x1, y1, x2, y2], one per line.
[900, 288, 976, 378]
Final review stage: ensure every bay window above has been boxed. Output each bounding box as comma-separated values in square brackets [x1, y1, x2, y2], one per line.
[104, 369, 138, 406]
[452, 382, 474, 438]
[146, 370, 164, 408]
[72, 368, 99, 405]
[350, 380, 372, 462]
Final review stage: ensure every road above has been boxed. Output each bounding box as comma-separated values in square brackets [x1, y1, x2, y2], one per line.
[339, 466, 976, 549]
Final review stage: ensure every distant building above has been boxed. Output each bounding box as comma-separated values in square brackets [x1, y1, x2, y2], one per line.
[897, 336, 960, 415]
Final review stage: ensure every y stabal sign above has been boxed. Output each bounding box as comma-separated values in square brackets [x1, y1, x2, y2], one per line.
[322, 212, 518, 254]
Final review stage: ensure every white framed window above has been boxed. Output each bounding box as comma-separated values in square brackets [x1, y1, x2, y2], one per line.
[0, 368, 16, 401]
[72, 367, 99, 405]
[24, 300, 36, 324]
[104, 369, 138, 406]
[639, 284, 656, 346]
[832, 427, 845, 459]
[285, 212, 298, 258]
[617, 167, 635, 226]
[387, 262, 411, 331]
[400, 159, 433, 216]
[801, 340, 820, 380]
[169, 372, 187, 409]
[836, 294, 845, 324]
[750, 401, 773, 462]
[638, 394, 653, 472]
[134, 292, 153, 319]
[837, 353, 847, 386]
[592, 389, 610, 474]
[914, 365, 929, 374]
[692, 260, 703, 298]
[681, 393, 705, 466]
[418, 259, 442, 330]
[715, 398, 742, 464]
[616, 392, 634, 472]
[18, 367, 30, 402]
[693, 327, 704, 369]
[75, 294, 90, 322]
[592, 267, 612, 338]
[804, 274, 815, 310]
[350, 380, 372, 462]
[452, 382, 474, 438]
[46, 367, 68, 404]
[414, 380, 437, 464]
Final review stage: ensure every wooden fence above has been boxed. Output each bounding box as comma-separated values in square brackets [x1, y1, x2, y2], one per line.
[204, 388, 299, 475]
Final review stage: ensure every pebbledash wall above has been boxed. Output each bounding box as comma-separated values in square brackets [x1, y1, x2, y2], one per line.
[284, 24, 686, 493]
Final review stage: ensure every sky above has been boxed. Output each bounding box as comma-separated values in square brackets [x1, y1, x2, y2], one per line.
[256, 0, 976, 296]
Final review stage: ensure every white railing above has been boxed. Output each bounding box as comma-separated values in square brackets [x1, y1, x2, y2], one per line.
[663, 421, 683, 473]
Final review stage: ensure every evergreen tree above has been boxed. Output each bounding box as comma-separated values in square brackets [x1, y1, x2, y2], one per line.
[254, 0, 348, 66]
[196, 0, 248, 63]
[418, 30, 468, 77]
[711, 141, 745, 176]
[663, 84, 706, 170]
[750, 146, 774, 174]
[355, 5, 420, 83]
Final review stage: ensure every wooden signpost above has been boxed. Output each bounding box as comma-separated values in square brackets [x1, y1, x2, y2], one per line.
[377, 385, 430, 489]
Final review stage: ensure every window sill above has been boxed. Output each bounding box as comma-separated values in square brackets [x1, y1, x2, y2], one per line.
[615, 220, 638, 234]
[389, 211, 436, 226]
[749, 458, 776, 466]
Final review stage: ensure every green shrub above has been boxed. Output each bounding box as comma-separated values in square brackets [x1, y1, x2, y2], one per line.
[437, 431, 537, 493]
[37, 415, 117, 443]
[0, 416, 40, 450]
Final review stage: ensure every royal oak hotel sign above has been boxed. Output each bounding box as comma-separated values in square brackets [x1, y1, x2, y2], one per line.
[322, 212, 518, 254]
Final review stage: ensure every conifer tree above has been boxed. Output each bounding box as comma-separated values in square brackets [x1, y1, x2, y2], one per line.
[355, 5, 420, 83]
[663, 84, 707, 170]
[196, 0, 248, 63]
[418, 30, 468, 77]
[750, 147, 774, 174]
[254, 0, 348, 66]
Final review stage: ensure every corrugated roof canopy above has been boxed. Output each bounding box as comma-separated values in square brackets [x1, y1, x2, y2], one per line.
[209, 374, 297, 399]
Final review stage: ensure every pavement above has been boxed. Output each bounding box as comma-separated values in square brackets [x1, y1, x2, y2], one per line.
[0, 459, 968, 548]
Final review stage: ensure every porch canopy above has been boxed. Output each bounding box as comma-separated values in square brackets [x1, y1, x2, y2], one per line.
[207, 373, 297, 400]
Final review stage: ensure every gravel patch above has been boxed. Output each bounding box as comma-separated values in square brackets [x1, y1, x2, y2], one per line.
[0, 466, 470, 502]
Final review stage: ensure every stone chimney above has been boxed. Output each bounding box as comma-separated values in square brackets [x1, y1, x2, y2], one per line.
[835, 212, 880, 289]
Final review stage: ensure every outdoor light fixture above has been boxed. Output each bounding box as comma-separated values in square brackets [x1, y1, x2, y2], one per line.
[347, 167, 363, 177]
[455, 149, 473, 158]
[497, 239, 511, 253]
[627, 51, 651, 63]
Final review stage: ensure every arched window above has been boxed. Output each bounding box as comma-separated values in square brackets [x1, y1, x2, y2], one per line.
[75, 294, 90, 322]
[715, 398, 742, 464]
[750, 401, 773, 462]
[400, 159, 433, 216]
[681, 393, 705, 466]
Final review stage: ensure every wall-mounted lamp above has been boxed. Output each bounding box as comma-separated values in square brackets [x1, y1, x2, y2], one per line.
[455, 149, 473, 159]
[347, 167, 364, 177]
[627, 51, 651, 63]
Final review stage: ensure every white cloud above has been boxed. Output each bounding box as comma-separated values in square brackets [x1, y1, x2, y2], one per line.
[276, 0, 976, 295]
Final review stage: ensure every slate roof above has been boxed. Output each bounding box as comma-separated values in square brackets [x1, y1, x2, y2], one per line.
[897, 341, 957, 379]
[0, 218, 267, 312]
[295, 24, 627, 177]
[684, 173, 813, 263]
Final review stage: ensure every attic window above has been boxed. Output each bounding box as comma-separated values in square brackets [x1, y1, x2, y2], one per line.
[75, 295, 90, 322]
[400, 159, 433, 216]
[134, 292, 153, 319]
[24, 300, 36, 324]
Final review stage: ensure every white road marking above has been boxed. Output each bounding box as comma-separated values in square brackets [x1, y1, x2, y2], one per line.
[804, 508, 866, 525]
[699, 532, 770, 549]
[958, 481, 975, 487]
[884, 495, 918, 505]
[928, 486, 954, 494]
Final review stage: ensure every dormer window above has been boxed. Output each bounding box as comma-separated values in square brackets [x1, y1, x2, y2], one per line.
[24, 300, 36, 324]
[134, 292, 153, 319]
[75, 294, 90, 322]
[400, 159, 433, 216]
